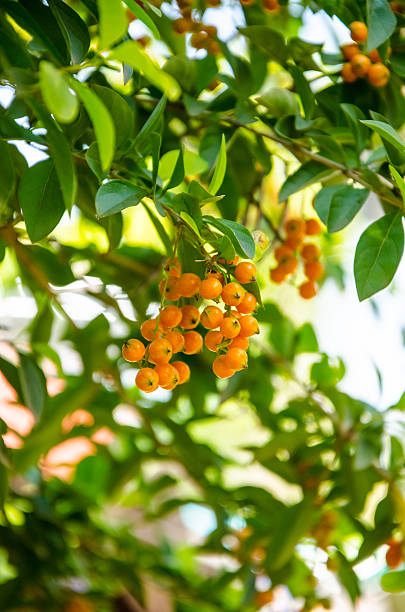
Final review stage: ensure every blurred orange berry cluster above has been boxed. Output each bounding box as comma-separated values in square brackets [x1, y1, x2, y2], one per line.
[269, 217, 324, 299]
[122, 256, 260, 392]
[385, 537, 404, 569]
[341, 22, 390, 87]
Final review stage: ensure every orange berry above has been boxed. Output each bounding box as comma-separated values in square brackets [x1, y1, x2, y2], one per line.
[299, 280, 317, 299]
[173, 17, 192, 34]
[178, 273, 201, 298]
[270, 266, 287, 284]
[200, 277, 223, 300]
[304, 260, 324, 281]
[201, 305, 224, 329]
[220, 316, 241, 339]
[255, 591, 274, 607]
[136, 367, 159, 393]
[183, 331, 203, 354]
[305, 218, 322, 236]
[263, 0, 279, 11]
[369, 48, 381, 63]
[204, 330, 224, 352]
[237, 292, 257, 314]
[301, 243, 321, 261]
[148, 338, 173, 364]
[212, 355, 235, 379]
[285, 218, 306, 238]
[122, 339, 145, 362]
[141, 318, 162, 342]
[154, 363, 179, 388]
[240, 0, 255, 5]
[190, 31, 209, 49]
[341, 43, 359, 60]
[180, 305, 200, 329]
[341, 62, 357, 83]
[224, 347, 247, 370]
[230, 308, 242, 319]
[218, 255, 239, 265]
[172, 361, 190, 384]
[350, 21, 368, 43]
[238, 315, 259, 337]
[159, 276, 181, 301]
[221, 282, 245, 306]
[279, 254, 298, 276]
[234, 261, 257, 284]
[164, 257, 181, 276]
[274, 244, 293, 262]
[164, 330, 185, 353]
[368, 62, 390, 87]
[284, 235, 303, 250]
[203, 24, 217, 36]
[229, 335, 249, 350]
[160, 305, 182, 328]
[351, 53, 371, 77]
[206, 270, 225, 285]
[386, 544, 403, 569]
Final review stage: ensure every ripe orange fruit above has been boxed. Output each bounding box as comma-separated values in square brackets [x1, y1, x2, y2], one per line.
[180, 305, 200, 329]
[369, 48, 381, 63]
[263, 0, 280, 11]
[122, 339, 145, 362]
[164, 330, 185, 353]
[190, 31, 209, 49]
[386, 543, 403, 569]
[159, 276, 181, 301]
[341, 62, 357, 83]
[341, 43, 358, 60]
[183, 331, 203, 354]
[351, 53, 371, 77]
[160, 305, 182, 328]
[285, 218, 306, 238]
[274, 244, 293, 262]
[301, 243, 320, 261]
[220, 316, 241, 339]
[350, 21, 368, 43]
[284, 235, 303, 250]
[173, 17, 192, 34]
[154, 363, 179, 389]
[368, 62, 390, 87]
[203, 24, 217, 36]
[229, 335, 249, 350]
[204, 330, 224, 352]
[255, 591, 274, 607]
[305, 218, 322, 236]
[172, 361, 190, 384]
[178, 273, 201, 298]
[200, 277, 223, 300]
[299, 280, 317, 299]
[279, 254, 298, 276]
[141, 318, 161, 342]
[237, 292, 257, 314]
[234, 262, 257, 284]
[212, 355, 235, 378]
[164, 257, 181, 276]
[206, 270, 225, 285]
[148, 338, 173, 364]
[270, 266, 288, 284]
[201, 305, 224, 329]
[136, 367, 159, 393]
[304, 260, 324, 281]
[221, 282, 245, 306]
[224, 347, 247, 370]
[238, 315, 259, 337]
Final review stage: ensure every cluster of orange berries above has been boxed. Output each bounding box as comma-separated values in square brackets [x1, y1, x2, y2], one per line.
[386, 537, 404, 569]
[341, 22, 390, 87]
[240, 0, 280, 11]
[122, 257, 260, 393]
[269, 218, 324, 299]
[173, 3, 220, 54]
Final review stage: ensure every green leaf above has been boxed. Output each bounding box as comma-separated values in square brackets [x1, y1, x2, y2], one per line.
[209, 134, 227, 195]
[390, 165, 405, 204]
[315, 185, 369, 233]
[354, 212, 404, 301]
[29, 99, 77, 212]
[0, 142, 15, 208]
[295, 323, 319, 354]
[257, 88, 299, 118]
[239, 26, 287, 64]
[289, 65, 314, 118]
[95, 180, 148, 217]
[123, 0, 160, 40]
[111, 41, 181, 101]
[279, 161, 332, 202]
[92, 85, 134, 147]
[133, 95, 166, 151]
[39, 61, 79, 124]
[311, 354, 345, 387]
[370, 111, 405, 165]
[72, 79, 115, 172]
[19, 160, 65, 242]
[180, 211, 201, 237]
[18, 353, 47, 422]
[143, 203, 172, 256]
[341, 103, 368, 158]
[0, 357, 23, 400]
[381, 570, 405, 593]
[361, 120, 405, 154]
[367, 0, 396, 52]
[160, 149, 185, 194]
[97, 0, 128, 48]
[203, 216, 255, 258]
[49, 0, 90, 64]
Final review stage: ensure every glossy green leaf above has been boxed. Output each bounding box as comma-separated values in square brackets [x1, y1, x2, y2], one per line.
[315, 185, 369, 232]
[18, 353, 47, 422]
[72, 79, 115, 172]
[97, 0, 128, 48]
[161, 149, 185, 194]
[367, 0, 396, 52]
[204, 216, 255, 258]
[93, 85, 134, 147]
[133, 95, 166, 151]
[279, 161, 332, 202]
[49, 0, 90, 63]
[209, 134, 227, 195]
[95, 180, 148, 217]
[354, 212, 404, 301]
[381, 570, 405, 592]
[124, 0, 160, 40]
[239, 26, 287, 63]
[19, 160, 65, 242]
[39, 61, 79, 124]
[0, 142, 15, 208]
[143, 203, 173, 255]
[361, 120, 405, 154]
[257, 88, 299, 118]
[111, 41, 181, 101]
[390, 165, 405, 204]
